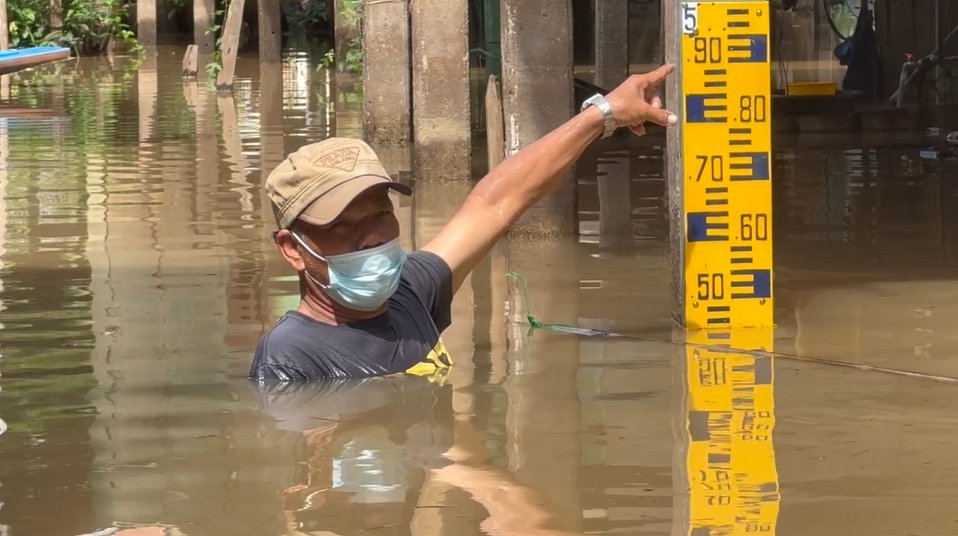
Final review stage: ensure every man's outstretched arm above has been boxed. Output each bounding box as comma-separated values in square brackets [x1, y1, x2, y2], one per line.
[422, 65, 678, 294]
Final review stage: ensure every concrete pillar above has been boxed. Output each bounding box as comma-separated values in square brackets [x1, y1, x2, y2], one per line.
[368, 141, 413, 251]
[258, 0, 282, 63]
[596, 149, 632, 248]
[137, 0, 157, 48]
[193, 0, 215, 56]
[410, 0, 471, 182]
[501, 0, 576, 236]
[595, 0, 630, 89]
[363, 0, 411, 145]
[334, 0, 360, 71]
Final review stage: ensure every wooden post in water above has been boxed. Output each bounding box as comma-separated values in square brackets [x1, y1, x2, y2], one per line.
[501, 0, 575, 236]
[182, 44, 199, 77]
[0, 0, 9, 51]
[259, 61, 285, 179]
[194, 0, 215, 56]
[258, 0, 281, 63]
[215, 0, 247, 89]
[0, 0, 7, 100]
[485, 75, 505, 172]
[137, 0, 157, 48]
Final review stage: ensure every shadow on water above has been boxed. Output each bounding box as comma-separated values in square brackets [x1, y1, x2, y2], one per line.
[1, 45, 958, 535]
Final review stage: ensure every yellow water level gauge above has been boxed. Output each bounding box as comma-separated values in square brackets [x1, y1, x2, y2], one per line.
[679, 1, 774, 330]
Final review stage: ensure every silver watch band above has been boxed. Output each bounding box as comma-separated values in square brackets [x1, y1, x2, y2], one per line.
[580, 93, 616, 138]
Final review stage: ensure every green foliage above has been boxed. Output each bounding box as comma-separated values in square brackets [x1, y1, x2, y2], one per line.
[285, 0, 330, 30]
[340, 0, 363, 73]
[314, 0, 362, 74]
[7, 0, 140, 55]
[201, 1, 228, 86]
[319, 48, 335, 69]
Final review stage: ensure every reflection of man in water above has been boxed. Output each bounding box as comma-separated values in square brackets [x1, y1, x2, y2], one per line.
[255, 376, 579, 536]
[257, 376, 453, 534]
[249, 65, 677, 381]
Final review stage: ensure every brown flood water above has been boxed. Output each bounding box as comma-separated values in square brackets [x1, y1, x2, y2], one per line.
[2, 47, 958, 536]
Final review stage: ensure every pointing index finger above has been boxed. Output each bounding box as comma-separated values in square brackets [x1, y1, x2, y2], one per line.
[643, 64, 676, 86]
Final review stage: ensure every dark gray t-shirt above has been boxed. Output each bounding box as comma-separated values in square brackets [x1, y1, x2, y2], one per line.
[248, 251, 455, 381]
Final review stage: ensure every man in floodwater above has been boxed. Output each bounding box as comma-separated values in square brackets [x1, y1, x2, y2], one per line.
[249, 64, 678, 381]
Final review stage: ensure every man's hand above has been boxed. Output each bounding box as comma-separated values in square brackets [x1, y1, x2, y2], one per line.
[423, 64, 677, 295]
[605, 63, 678, 137]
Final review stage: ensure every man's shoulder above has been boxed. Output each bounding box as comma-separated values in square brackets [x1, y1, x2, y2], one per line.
[401, 250, 451, 281]
[250, 312, 340, 381]
[397, 250, 454, 332]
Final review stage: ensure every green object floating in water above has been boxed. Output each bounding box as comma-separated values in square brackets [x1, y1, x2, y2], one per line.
[506, 271, 618, 338]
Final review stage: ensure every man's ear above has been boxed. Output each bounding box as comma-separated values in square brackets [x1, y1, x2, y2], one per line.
[275, 229, 306, 272]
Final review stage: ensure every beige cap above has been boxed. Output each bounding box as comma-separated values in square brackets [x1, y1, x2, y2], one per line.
[265, 137, 412, 229]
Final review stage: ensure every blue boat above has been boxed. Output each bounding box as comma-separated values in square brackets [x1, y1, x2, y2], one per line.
[0, 46, 71, 75]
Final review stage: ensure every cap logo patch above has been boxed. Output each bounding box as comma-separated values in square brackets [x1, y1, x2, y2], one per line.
[314, 146, 360, 172]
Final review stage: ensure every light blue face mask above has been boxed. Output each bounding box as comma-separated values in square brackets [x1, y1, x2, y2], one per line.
[292, 233, 407, 312]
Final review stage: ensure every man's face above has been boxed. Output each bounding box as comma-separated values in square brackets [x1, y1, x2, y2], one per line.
[277, 184, 400, 279]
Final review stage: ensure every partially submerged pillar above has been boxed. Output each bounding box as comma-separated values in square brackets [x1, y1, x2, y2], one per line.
[182, 44, 199, 76]
[410, 0, 471, 181]
[362, 0, 411, 144]
[485, 75, 505, 172]
[193, 0, 215, 56]
[596, 149, 632, 248]
[258, 0, 281, 63]
[259, 62, 285, 180]
[662, 0, 775, 329]
[215, 0, 247, 89]
[0, 0, 9, 50]
[594, 0, 629, 88]
[501, 0, 575, 236]
[137, 0, 157, 48]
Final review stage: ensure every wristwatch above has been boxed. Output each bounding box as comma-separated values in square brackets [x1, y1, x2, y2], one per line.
[581, 93, 616, 139]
